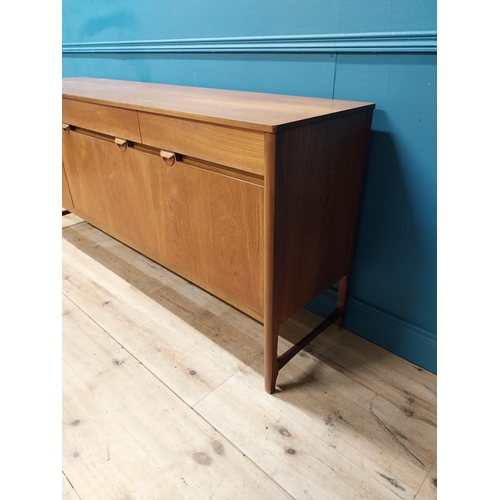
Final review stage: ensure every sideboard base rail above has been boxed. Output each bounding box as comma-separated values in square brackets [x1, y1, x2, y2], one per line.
[265, 275, 350, 393]
[277, 307, 341, 371]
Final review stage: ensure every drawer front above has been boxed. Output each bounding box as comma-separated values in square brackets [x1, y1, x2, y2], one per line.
[138, 112, 265, 176]
[62, 98, 142, 143]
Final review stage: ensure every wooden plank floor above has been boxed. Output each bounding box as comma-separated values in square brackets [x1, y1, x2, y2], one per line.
[62, 214, 437, 500]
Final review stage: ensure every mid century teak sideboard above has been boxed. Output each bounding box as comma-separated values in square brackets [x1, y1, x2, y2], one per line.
[62, 77, 375, 393]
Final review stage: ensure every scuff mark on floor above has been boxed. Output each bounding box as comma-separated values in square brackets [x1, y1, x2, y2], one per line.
[377, 472, 406, 491]
[370, 397, 426, 469]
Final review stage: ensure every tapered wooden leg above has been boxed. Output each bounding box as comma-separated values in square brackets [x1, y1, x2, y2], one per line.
[263, 131, 279, 394]
[264, 318, 280, 394]
[334, 276, 348, 329]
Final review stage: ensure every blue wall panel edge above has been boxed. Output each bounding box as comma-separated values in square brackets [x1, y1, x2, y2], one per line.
[62, 31, 437, 54]
[306, 289, 437, 374]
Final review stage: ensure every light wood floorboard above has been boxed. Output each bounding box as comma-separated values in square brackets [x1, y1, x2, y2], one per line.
[62, 216, 437, 499]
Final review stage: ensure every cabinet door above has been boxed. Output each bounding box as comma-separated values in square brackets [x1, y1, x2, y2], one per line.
[62, 130, 160, 256]
[151, 161, 264, 316]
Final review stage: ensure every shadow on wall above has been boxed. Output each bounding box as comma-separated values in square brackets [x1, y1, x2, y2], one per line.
[308, 124, 436, 372]
[351, 127, 430, 315]
[307, 122, 437, 370]
[82, 11, 136, 39]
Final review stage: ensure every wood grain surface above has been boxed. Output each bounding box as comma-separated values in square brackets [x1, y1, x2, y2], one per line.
[62, 293, 292, 500]
[62, 130, 161, 257]
[62, 77, 374, 132]
[272, 110, 373, 324]
[138, 112, 265, 174]
[62, 163, 73, 210]
[62, 98, 142, 142]
[150, 160, 264, 316]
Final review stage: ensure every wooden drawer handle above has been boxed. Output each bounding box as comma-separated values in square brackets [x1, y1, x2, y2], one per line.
[114, 138, 128, 151]
[160, 150, 176, 166]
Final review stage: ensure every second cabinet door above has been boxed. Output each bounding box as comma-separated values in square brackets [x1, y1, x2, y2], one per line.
[150, 160, 264, 317]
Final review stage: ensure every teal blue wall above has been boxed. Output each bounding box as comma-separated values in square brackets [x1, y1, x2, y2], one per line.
[62, 0, 437, 373]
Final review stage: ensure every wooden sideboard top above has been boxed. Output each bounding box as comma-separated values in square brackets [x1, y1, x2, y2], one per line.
[62, 77, 374, 133]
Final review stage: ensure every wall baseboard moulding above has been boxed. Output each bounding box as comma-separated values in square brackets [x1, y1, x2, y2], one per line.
[306, 288, 437, 374]
[62, 31, 437, 54]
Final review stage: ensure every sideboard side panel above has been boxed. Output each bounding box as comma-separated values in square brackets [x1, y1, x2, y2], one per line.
[273, 110, 373, 323]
